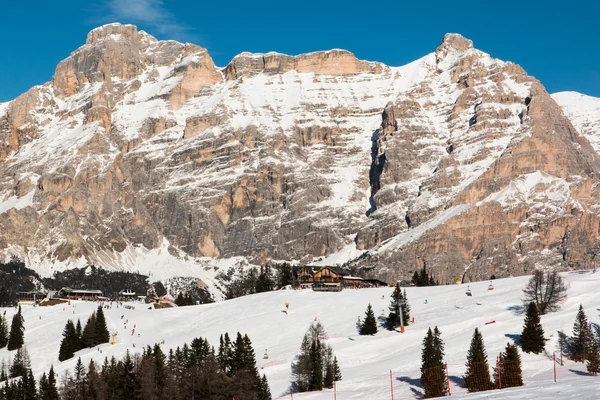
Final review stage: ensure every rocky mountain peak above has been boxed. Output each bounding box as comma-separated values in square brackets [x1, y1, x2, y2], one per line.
[85, 23, 154, 46]
[435, 33, 475, 66]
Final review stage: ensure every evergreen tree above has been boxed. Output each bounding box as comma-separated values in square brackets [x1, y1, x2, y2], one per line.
[218, 333, 234, 375]
[420, 327, 446, 398]
[75, 319, 83, 351]
[571, 304, 595, 362]
[586, 339, 600, 375]
[360, 304, 378, 335]
[309, 339, 323, 390]
[0, 316, 8, 349]
[47, 366, 60, 400]
[93, 306, 110, 346]
[494, 343, 523, 388]
[9, 346, 31, 378]
[118, 351, 139, 399]
[81, 313, 96, 348]
[463, 328, 492, 392]
[39, 372, 50, 400]
[0, 359, 7, 381]
[419, 265, 428, 286]
[520, 302, 545, 354]
[58, 320, 78, 361]
[7, 306, 24, 350]
[401, 289, 411, 325]
[258, 374, 272, 400]
[72, 358, 86, 400]
[332, 357, 342, 382]
[387, 283, 402, 330]
[22, 369, 37, 400]
[412, 271, 420, 286]
[276, 263, 293, 289]
[256, 265, 274, 293]
[85, 360, 103, 400]
[291, 334, 312, 392]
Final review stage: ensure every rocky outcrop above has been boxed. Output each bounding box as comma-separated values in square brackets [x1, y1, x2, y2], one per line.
[223, 50, 384, 79]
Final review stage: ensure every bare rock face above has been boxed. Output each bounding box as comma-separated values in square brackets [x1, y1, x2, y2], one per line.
[0, 26, 598, 285]
[224, 50, 384, 79]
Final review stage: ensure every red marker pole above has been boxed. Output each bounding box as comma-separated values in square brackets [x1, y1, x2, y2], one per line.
[334, 382, 337, 400]
[553, 352, 557, 382]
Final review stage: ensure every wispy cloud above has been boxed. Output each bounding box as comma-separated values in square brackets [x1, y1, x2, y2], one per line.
[99, 0, 194, 41]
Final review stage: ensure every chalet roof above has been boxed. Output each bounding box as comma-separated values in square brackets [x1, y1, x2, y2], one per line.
[342, 276, 363, 280]
[296, 265, 345, 276]
[62, 288, 103, 295]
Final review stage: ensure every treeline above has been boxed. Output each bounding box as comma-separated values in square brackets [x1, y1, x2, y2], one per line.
[291, 322, 342, 393]
[58, 306, 110, 361]
[44, 266, 149, 298]
[412, 265, 439, 287]
[0, 334, 272, 400]
[219, 264, 294, 300]
[0, 258, 43, 306]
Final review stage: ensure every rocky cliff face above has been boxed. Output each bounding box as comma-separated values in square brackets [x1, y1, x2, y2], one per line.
[0, 24, 598, 285]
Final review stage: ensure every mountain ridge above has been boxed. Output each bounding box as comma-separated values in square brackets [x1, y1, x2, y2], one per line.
[1, 23, 599, 287]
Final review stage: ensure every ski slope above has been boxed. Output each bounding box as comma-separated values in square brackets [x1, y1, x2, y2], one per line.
[1, 271, 599, 399]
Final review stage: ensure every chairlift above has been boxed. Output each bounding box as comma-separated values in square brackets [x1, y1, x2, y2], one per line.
[487, 281, 494, 291]
[465, 286, 472, 296]
[263, 349, 269, 360]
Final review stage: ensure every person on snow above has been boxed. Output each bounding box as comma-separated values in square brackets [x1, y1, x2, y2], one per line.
[285, 302, 289, 310]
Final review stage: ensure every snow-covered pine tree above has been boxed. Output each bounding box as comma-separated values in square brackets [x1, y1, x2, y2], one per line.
[360, 304, 378, 335]
[463, 328, 492, 392]
[520, 302, 545, 354]
[571, 304, 595, 362]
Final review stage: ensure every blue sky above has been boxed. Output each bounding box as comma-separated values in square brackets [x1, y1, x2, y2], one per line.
[1, 0, 598, 102]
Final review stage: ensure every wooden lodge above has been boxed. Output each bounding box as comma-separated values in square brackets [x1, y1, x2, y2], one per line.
[57, 288, 103, 301]
[17, 291, 46, 304]
[295, 266, 344, 291]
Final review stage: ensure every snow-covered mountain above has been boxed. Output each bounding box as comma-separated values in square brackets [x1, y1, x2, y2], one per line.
[1, 23, 600, 284]
[552, 91, 600, 152]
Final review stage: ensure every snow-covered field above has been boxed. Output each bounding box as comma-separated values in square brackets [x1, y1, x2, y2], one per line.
[1, 270, 599, 399]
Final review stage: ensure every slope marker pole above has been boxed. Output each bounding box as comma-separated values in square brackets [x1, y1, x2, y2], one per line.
[553, 352, 557, 382]
[390, 370, 394, 400]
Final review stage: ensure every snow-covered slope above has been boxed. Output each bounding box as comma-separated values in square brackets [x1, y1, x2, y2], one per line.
[3, 270, 599, 398]
[553, 91, 600, 152]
